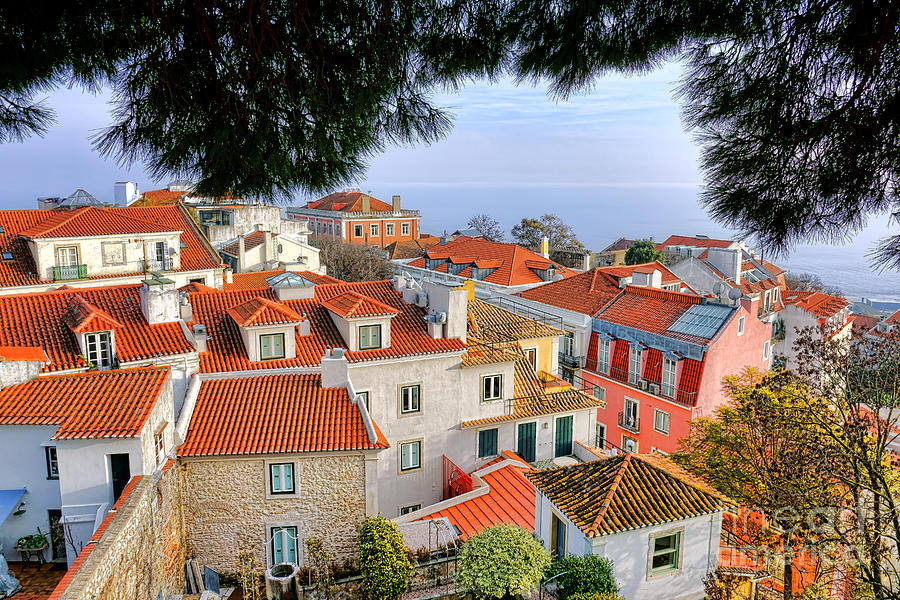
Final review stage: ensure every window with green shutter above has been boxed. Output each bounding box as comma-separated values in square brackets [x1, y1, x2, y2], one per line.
[478, 428, 498, 458]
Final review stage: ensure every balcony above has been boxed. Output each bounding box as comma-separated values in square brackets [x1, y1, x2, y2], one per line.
[618, 411, 640, 433]
[53, 264, 88, 281]
[143, 258, 173, 272]
[558, 351, 584, 369]
[589, 366, 696, 408]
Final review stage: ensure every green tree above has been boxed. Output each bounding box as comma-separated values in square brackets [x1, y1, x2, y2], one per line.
[623, 239, 663, 265]
[358, 516, 412, 600]
[544, 555, 618, 600]
[511, 214, 582, 250]
[455, 524, 550, 599]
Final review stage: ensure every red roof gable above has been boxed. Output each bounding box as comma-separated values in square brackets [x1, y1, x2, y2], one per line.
[0, 284, 194, 372]
[227, 296, 305, 327]
[179, 373, 388, 456]
[18, 206, 177, 239]
[321, 291, 400, 318]
[306, 191, 394, 213]
[0, 367, 169, 439]
[782, 290, 849, 318]
[64, 295, 124, 333]
[409, 236, 575, 287]
[520, 268, 622, 316]
[220, 230, 269, 256]
[599, 261, 682, 285]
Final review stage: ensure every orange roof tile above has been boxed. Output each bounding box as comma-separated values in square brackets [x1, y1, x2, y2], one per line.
[415, 453, 536, 539]
[64, 294, 124, 333]
[306, 191, 394, 213]
[782, 290, 849, 318]
[179, 281, 218, 294]
[0, 284, 194, 372]
[18, 206, 177, 239]
[599, 261, 682, 285]
[520, 268, 622, 316]
[659, 235, 736, 249]
[133, 189, 189, 206]
[220, 230, 270, 256]
[321, 290, 401, 318]
[0, 346, 47, 362]
[385, 237, 441, 260]
[189, 280, 466, 373]
[527, 453, 732, 536]
[179, 373, 388, 456]
[223, 269, 340, 291]
[409, 236, 576, 287]
[227, 296, 305, 327]
[0, 367, 169, 439]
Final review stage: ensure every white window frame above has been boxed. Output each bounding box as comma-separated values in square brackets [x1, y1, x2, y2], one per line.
[45, 446, 59, 479]
[154, 426, 166, 466]
[597, 339, 610, 374]
[593, 385, 606, 402]
[386, 223, 395, 236]
[370, 223, 379, 237]
[358, 324, 382, 350]
[401, 223, 410, 236]
[56, 246, 78, 267]
[629, 345, 643, 385]
[561, 331, 575, 356]
[357, 390, 370, 412]
[399, 384, 421, 415]
[595, 423, 606, 449]
[648, 528, 684, 578]
[624, 397, 639, 427]
[481, 374, 503, 401]
[84, 331, 113, 369]
[524, 347, 538, 371]
[259, 333, 286, 360]
[737, 316, 745, 335]
[662, 358, 676, 398]
[399, 439, 422, 473]
[653, 409, 671, 436]
[269, 463, 295, 495]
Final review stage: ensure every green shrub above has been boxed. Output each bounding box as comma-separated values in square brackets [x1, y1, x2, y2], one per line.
[568, 593, 623, 600]
[545, 555, 618, 599]
[358, 517, 412, 600]
[455, 524, 550, 599]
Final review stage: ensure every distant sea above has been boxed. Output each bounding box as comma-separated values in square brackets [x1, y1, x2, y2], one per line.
[361, 182, 900, 303]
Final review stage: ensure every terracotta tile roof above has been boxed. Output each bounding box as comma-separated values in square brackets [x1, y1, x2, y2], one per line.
[659, 235, 736, 249]
[385, 237, 442, 260]
[601, 238, 635, 252]
[0, 204, 222, 289]
[223, 269, 340, 291]
[408, 236, 576, 287]
[0, 284, 194, 372]
[527, 453, 732, 537]
[227, 296, 305, 326]
[520, 268, 622, 316]
[179, 373, 388, 456]
[0, 346, 47, 362]
[305, 191, 394, 213]
[782, 290, 849, 318]
[0, 367, 169, 439]
[321, 290, 401, 318]
[415, 452, 536, 539]
[179, 281, 218, 294]
[599, 261, 682, 286]
[596, 286, 722, 345]
[133, 189, 189, 206]
[220, 230, 269, 256]
[467, 297, 563, 341]
[851, 314, 880, 336]
[64, 295, 124, 333]
[18, 206, 177, 239]
[189, 280, 466, 372]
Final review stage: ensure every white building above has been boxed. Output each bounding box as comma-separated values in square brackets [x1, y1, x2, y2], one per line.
[528, 453, 731, 600]
[218, 229, 322, 274]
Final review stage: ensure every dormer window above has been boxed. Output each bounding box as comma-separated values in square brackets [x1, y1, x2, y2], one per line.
[64, 295, 123, 370]
[260, 333, 286, 360]
[226, 297, 306, 362]
[359, 325, 382, 350]
[85, 331, 113, 369]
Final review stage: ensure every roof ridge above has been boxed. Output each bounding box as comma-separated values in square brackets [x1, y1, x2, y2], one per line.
[588, 454, 631, 535]
[27, 206, 89, 237]
[35, 365, 170, 380]
[622, 285, 703, 304]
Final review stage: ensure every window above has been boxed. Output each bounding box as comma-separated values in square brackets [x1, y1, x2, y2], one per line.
[85, 331, 112, 369]
[270, 526, 298, 565]
[560, 367, 574, 383]
[524, 348, 537, 370]
[629, 345, 643, 385]
[259, 333, 285, 360]
[623, 397, 639, 428]
[399, 504, 421, 516]
[357, 391, 370, 412]
[358, 324, 382, 350]
[650, 531, 682, 575]
[401, 223, 410, 236]
[152, 241, 167, 263]
[400, 384, 421, 414]
[654, 410, 671, 435]
[400, 440, 422, 472]
[593, 385, 606, 402]
[56, 246, 78, 266]
[482, 374, 503, 401]
[764, 341, 771, 360]
[662, 358, 676, 398]
[354, 224, 363, 237]
[561, 331, 575, 357]
[370, 223, 379, 237]
[154, 427, 166, 466]
[738, 316, 745, 335]
[597, 339, 610, 374]
[478, 428, 498, 458]
[550, 513, 567, 559]
[45, 446, 58, 479]
[270, 463, 295, 494]
[386, 223, 395, 236]
[595, 423, 606, 449]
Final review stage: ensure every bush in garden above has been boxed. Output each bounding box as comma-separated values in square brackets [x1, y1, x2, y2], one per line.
[358, 517, 412, 600]
[455, 524, 550, 599]
[545, 555, 619, 599]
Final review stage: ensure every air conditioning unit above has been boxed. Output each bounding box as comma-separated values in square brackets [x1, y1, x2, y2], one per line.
[648, 383, 660, 396]
[416, 291, 429, 307]
[639, 380, 649, 391]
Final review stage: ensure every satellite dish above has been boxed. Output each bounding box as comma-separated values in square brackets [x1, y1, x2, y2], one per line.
[727, 287, 743, 301]
[712, 282, 726, 296]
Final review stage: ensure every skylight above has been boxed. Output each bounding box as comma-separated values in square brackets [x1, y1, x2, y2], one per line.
[668, 304, 732, 339]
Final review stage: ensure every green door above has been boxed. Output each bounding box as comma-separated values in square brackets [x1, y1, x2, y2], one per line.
[517, 422, 537, 463]
[555, 415, 573, 457]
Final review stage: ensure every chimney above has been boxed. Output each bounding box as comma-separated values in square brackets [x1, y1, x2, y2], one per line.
[114, 182, 140, 206]
[0, 347, 48, 388]
[632, 269, 662, 288]
[361, 195, 371, 213]
[321, 348, 350, 388]
[224, 268, 233, 283]
[423, 281, 467, 342]
[191, 324, 208, 353]
[540, 236, 550, 259]
[707, 247, 742, 284]
[237, 234, 246, 272]
[140, 277, 180, 324]
[264, 230, 275, 262]
[392, 195, 401, 212]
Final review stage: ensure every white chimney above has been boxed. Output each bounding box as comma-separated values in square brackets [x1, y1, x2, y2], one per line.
[321, 348, 350, 388]
[632, 269, 662, 288]
[224, 268, 233, 284]
[237, 234, 246, 272]
[139, 277, 181, 324]
[114, 181, 140, 206]
[191, 324, 208, 353]
[264, 230, 275, 262]
[540, 236, 550, 259]
[422, 281, 467, 342]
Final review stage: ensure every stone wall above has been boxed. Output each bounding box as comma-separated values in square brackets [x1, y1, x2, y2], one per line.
[50, 461, 186, 600]
[180, 452, 368, 574]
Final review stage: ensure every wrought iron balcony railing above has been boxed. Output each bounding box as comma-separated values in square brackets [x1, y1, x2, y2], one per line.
[53, 264, 87, 281]
[618, 411, 640, 434]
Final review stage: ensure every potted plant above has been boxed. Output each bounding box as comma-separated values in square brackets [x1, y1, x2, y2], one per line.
[15, 530, 49, 553]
